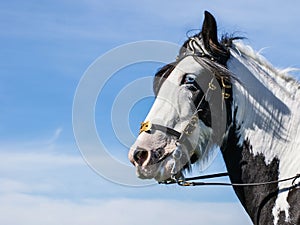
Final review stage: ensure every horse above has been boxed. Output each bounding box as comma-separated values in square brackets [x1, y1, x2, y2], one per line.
[128, 11, 300, 225]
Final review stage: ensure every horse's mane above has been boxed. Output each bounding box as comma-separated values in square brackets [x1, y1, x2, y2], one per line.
[218, 38, 300, 157]
[229, 40, 300, 96]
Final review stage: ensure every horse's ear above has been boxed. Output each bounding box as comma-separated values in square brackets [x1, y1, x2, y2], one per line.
[201, 11, 220, 48]
[201, 11, 229, 64]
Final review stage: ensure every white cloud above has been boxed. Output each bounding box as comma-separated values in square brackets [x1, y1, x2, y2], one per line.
[0, 134, 89, 195]
[0, 136, 253, 225]
[0, 179, 54, 194]
[0, 144, 251, 224]
[0, 151, 83, 171]
[45, 127, 63, 144]
[0, 194, 252, 225]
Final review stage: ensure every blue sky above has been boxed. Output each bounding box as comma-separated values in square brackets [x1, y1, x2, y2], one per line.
[1, 0, 299, 224]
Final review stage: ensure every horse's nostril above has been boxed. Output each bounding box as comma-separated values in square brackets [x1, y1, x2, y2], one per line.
[154, 147, 165, 160]
[133, 149, 149, 166]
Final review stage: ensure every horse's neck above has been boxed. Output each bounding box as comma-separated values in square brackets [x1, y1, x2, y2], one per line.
[227, 43, 300, 174]
[220, 43, 300, 225]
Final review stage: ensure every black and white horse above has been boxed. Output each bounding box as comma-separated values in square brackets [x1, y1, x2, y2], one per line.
[128, 11, 299, 225]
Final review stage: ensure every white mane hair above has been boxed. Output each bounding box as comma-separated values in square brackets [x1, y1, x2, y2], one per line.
[232, 41, 300, 95]
[227, 40, 300, 225]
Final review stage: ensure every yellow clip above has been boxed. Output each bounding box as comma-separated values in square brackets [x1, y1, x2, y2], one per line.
[178, 181, 194, 186]
[221, 77, 231, 89]
[139, 121, 152, 134]
[208, 81, 217, 90]
[222, 91, 231, 99]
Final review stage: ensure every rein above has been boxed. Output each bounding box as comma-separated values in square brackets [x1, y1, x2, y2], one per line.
[159, 172, 300, 187]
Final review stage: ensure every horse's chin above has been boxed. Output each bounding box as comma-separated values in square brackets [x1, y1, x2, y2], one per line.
[135, 157, 177, 182]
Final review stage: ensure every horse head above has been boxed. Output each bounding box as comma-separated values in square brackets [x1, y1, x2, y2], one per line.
[128, 11, 232, 182]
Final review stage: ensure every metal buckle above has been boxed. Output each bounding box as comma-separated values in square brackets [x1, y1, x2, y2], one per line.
[221, 77, 231, 99]
[139, 121, 152, 134]
[178, 180, 194, 186]
[222, 91, 231, 99]
[221, 76, 231, 89]
[183, 116, 198, 135]
[208, 81, 217, 90]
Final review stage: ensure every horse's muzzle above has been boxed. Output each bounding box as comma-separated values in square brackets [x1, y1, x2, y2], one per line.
[131, 147, 171, 167]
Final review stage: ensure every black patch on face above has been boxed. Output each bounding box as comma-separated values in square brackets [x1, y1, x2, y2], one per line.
[180, 73, 212, 127]
[191, 87, 212, 127]
[153, 63, 176, 96]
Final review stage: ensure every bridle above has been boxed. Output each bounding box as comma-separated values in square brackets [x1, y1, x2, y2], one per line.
[138, 63, 227, 186]
[138, 37, 300, 188]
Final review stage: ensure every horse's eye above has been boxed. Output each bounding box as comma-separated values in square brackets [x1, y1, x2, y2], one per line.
[183, 74, 197, 84]
[181, 74, 200, 92]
